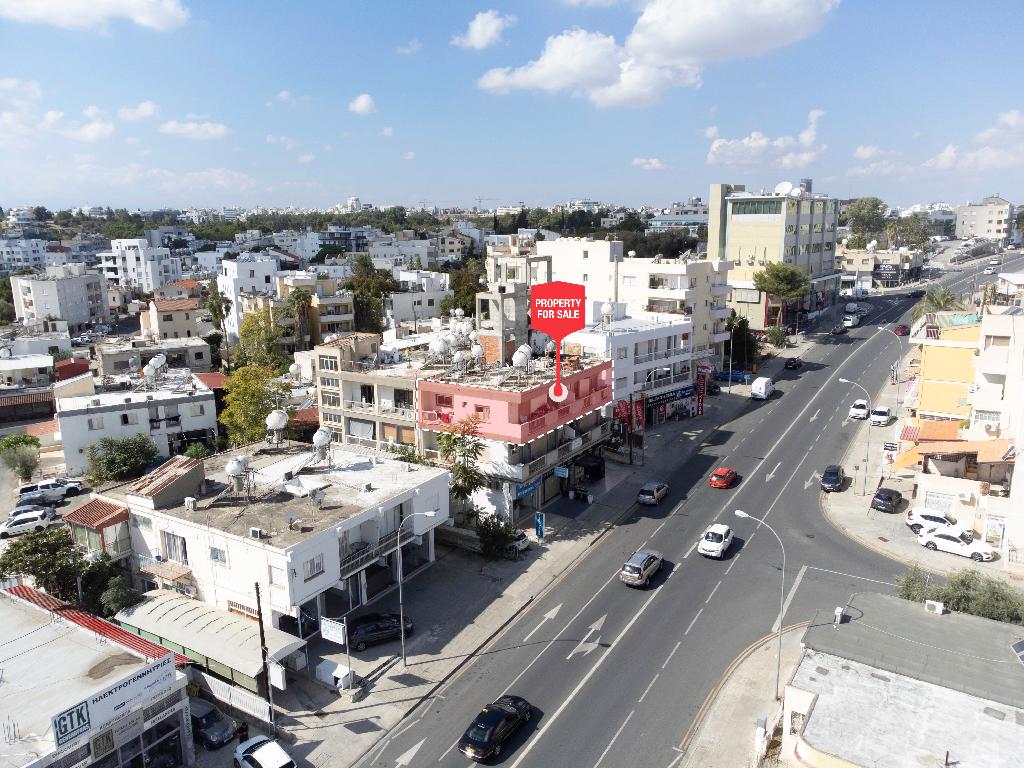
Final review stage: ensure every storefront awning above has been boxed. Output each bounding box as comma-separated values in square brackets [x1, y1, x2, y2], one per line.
[117, 590, 306, 678]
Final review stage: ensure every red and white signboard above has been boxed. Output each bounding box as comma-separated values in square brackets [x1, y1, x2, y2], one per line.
[530, 281, 586, 402]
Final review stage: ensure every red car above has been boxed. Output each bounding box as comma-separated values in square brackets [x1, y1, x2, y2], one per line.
[709, 467, 738, 489]
[893, 324, 910, 336]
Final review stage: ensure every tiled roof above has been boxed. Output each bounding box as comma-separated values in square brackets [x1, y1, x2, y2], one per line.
[4, 585, 191, 666]
[128, 455, 201, 497]
[64, 497, 130, 529]
[26, 418, 58, 436]
[0, 390, 53, 408]
[154, 298, 200, 312]
[194, 372, 228, 389]
[170, 279, 200, 289]
[916, 439, 1014, 463]
[289, 406, 319, 426]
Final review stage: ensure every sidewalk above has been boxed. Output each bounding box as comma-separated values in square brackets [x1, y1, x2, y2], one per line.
[821, 357, 1024, 585]
[679, 625, 806, 768]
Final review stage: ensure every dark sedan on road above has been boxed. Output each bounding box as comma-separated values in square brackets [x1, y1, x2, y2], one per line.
[458, 695, 533, 761]
[783, 357, 803, 370]
[870, 488, 903, 513]
[907, 289, 926, 298]
[819, 465, 845, 493]
[348, 612, 413, 651]
[830, 325, 847, 335]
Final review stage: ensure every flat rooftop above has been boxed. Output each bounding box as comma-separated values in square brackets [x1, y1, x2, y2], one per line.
[57, 369, 211, 411]
[97, 336, 209, 353]
[0, 353, 52, 370]
[0, 594, 155, 768]
[424, 352, 608, 392]
[568, 312, 693, 337]
[105, 443, 449, 548]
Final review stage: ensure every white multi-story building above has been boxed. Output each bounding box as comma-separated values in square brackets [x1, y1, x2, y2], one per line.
[4, 206, 35, 227]
[0, 237, 47, 274]
[955, 196, 1015, 243]
[368, 238, 436, 270]
[272, 229, 321, 263]
[10, 264, 109, 330]
[385, 269, 452, 326]
[98, 238, 183, 292]
[215, 253, 280, 341]
[56, 369, 218, 475]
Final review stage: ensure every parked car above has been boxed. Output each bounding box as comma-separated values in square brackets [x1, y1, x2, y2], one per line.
[983, 267, 996, 275]
[715, 369, 751, 383]
[848, 399, 870, 420]
[347, 612, 414, 651]
[17, 479, 81, 505]
[844, 302, 860, 314]
[783, 357, 803, 370]
[907, 289, 926, 298]
[637, 481, 669, 505]
[905, 509, 962, 536]
[819, 465, 845, 493]
[8, 503, 55, 519]
[705, 380, 721, 395]
[458, 695, 533, 762]
[233, 737, 295, 768]
[0, 509, 59, 538]
[697, 524, 734, 559]
[190, 698, 237, 749]
[708, 467, 737, 489]
[918, 528, 996, 562]
[870, 488, 903, 513]
[619, 548, 664, 587]
[893, 324, 910, 336]
[830, 325, 847, 335]
[505, 529, 531, 558]
[870, 407, 892, 426]
[842, 314, 860, 328]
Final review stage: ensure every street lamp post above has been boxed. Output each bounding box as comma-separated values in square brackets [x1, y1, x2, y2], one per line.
[839, 377, 872, 495]
[396, 510, 436, 667]
[734, 510, 786, 701]
[877, 327, 905, 413]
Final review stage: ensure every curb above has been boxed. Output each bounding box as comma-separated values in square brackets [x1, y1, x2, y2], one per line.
[675, 621, 811, 761]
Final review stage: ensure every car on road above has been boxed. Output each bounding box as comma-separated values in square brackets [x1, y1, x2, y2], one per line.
[619, 547, 664, 587]
[715, 369, 750, 383]
[842, 314, 860, 328]
[697, 524, 733, 559]
[907, 289, 926, 298]
[983, 267, 996, 275]
[905, 509, 962, 536]
[347, 612, 414, 651]
[708, 467, 737, 489]
[8, 503, 56, 519]
[783, 357, 803, 370]
[72, 335, 92, 346]
[918, 529, 996, 562]
[893, 324, 910, 336]
[637, 481, 669, 505]
[819, 465, 845, 493]
[458, 695, 533, 762]
[848, 399, 870, 420]
[988, 258, 1001, 266]
[870, 488, 903, 513]
[844, 302, 861, 314]
[870, 407, 892, 426]
[830, 325, 847, 335]
[0, 509, 59, 538]
[233, 736, 295, 768]
[190, 698, 237, 750]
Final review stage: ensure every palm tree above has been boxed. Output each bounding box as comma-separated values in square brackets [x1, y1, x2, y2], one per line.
[204, 279, 233, 369]
[286, 287, 313, 351]
[910, 287, 965, 322]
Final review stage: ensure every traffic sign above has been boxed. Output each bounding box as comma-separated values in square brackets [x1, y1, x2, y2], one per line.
[535, 511, 545, 539]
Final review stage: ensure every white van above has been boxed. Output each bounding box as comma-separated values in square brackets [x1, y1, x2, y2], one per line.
[750, 377, 774, 400]
[841, 288, 869, 299]
[843, 314, 860, 328]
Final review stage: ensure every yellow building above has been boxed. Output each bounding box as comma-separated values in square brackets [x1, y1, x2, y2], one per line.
[912, 317, 980, 421]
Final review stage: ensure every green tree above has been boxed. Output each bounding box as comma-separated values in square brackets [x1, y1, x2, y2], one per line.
[0, 434, 41, 452]
[476, 515, 515, 560]
[895, 565, 1024, 625]
[440, 258, 483, 317]
[100, 575, 142, 617]
[343, 253, 398, 332]
[86, 434, 160, 483]
[724, 313, 759, 368]
[910, 287, 965, 322]
[753, 263, 810, 327]
[220, 365, 291, 445]
[0, 527, 86, 600]
[436, 415, 486, 504]
[885, 213, 931, 249]
[32, 206, 53, 221]
[235, 311, 288, 371]
[765, 326, 788, 348]
[203, 330, 223, 369]
[204, 279, 233, 368]
[845, 235, 869, 249]
[846, 197, 887, 235]
[1, 445, 39, 481]
[184, 442, 213, 460]
[285, 287, 313, 351]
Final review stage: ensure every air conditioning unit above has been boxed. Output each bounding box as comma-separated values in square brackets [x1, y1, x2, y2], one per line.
[179, 586, 196, 598]
[249, 527, 263, 539]
[924, 599, 945, 615]
[957, 491, 972, 502]
[184, 496, 197, 512]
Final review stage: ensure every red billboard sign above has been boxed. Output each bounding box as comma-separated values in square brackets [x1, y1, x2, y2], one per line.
[530, 281, 586, 402]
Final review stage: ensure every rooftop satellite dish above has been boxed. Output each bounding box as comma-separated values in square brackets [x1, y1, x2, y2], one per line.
[511, 345, 532, 367]
[265, 409, 289, 430]
[225, 456, 246, 477]
[455, 308, 465, 318]
[471, 344, 483, 358]
[774, 181, 794, 196]
[288, 362, 300, 376]
[788, 187, 803, 198]
[452, 350, 466, 364]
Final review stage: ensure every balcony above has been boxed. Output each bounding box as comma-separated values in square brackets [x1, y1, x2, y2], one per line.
[483, 421, 613, 481]
[343, 399, 377, 413]
[340, 529, 412, 580]
[976, 346, 1009, 376]
[709, 331, 731, 343]
[710, 305, 732, 321]
[379, 404, 417, 421]
[421, 407, 456, 427]
[137, 554, 192, 583]
[648, 279, 692, 298]
[709, 284, 731, 297]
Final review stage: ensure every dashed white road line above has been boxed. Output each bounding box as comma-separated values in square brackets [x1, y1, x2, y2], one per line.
[725, 553, 741, 574]
[684, 608, 704, 635]
[638, 673, 660, 703]
[705, 580, 722, 604]
[593, 710, 635, 768]
[682, 541, 698, 559]
[662, 640, 682, 669]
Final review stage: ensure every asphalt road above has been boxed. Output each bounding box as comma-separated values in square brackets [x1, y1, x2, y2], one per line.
[358, 253, 1024, 768]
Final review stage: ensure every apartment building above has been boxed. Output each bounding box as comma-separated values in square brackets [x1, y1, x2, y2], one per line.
[320, 224, 376, 253]
[838, 246, 926, 290]
[368, 238, 435, 270]
[437, 232, 474, 261]
[476, 251, 553, 363]
[11, 264, 109, 330]
[8, 319, 72, 357]
[0, 353, 53, 389]
[955, 195, 1015, 243]
[155, 278, 204, 301]
[707, 182, 841, 330]
[56, 369, 218, 475]
[0, 236, 47, 274]
[385, 269, 452, 326]
[97, 336, 212, 376]
[904, 312, 981, 422]
[215, 253, 279, 341]
[98, 238, 183, 292]
[239, 272, 355, 351]
[140, 298, 203, 340]
[272, 229, 321, 263]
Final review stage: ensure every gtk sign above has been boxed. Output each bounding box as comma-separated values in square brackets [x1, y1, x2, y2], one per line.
[53, 701, 90, 747]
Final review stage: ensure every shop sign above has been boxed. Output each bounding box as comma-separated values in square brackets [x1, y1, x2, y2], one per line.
[874, 263, 899, 278]
[553, 466, 569, 478]
[633, 399, 645, 430]
[614, 400, 630, 420]
[695, 372, 706, 416]
[516, 476, 543, 499]
[985, 515, 1005, 546]
[320, 617, 348, 647]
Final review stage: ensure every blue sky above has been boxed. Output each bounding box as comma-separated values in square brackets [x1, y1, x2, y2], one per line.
[1, 0, 1021, 211]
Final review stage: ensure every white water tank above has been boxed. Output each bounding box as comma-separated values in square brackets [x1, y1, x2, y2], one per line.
[265, 409, 289, 430]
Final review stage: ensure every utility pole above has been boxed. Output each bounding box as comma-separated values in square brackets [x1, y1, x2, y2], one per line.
[254, 582, 276, 733]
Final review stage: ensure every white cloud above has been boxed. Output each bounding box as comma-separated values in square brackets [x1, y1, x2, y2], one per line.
[707, 109, 827, 169]
[323, 144, 333, 152]
[703, 125, 718, 139]
[348, 93, 376, 115]
[452, 10, 517, 50]
[478, 0, 837, 108]
[922, 144, 957, 171]
[0, 0, 189, 31]
[118, 100, 158, 120]
[563, 0, 622, 5]
[975, 110, 1022, 142]
[62, 117, 115, 142]
[396, 38, 422, 55]
[959, 111, 1024, 170]
[296, 153, 315, 164]
[0, 78, 44, 146]
[853, 144, 883, 160]
[159, 119, 227, 140]
[41, 109, 63, 129]
[266, 134, 300, 151]
[631, 157, 668, 171]
[402, 151, 416, 161]
[846, 159, 911, 177]
[380, 126, 394, 138]
[265, 90, 294, 107]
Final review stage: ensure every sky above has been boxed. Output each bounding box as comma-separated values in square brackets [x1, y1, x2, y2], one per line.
[1, 0, 1022, 212]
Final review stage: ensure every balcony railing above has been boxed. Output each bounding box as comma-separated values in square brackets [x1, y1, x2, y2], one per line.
[340, 529, 413, 579]
[343, 399, 376, 412]
[380, 404, 417, 420]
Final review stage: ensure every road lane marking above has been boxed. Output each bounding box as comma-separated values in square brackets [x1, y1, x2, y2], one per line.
[807, 566, 894, 586]
[522, 603, 563, 643]
[772, 564, 807, 632]
[683, 541, 698, 559]
[705, 580, 722, 604]
[662, 640, 682, 669]
[684, 608, 703, 635]
[566, 615, 607, 660]
[668, 562, 680, 579]
[638, 673, 660, 703]
[507, 579, 665, 767]
[593, 710, 635, 768]
[653, 520, 667, 535]
[725, 553, 741, 574]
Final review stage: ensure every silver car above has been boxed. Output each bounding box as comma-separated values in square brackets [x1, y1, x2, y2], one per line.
[619, 548, 664, 587]
[637, 482, 669, 506]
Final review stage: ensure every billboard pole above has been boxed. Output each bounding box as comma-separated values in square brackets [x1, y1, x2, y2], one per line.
[254, 582, 276, 733]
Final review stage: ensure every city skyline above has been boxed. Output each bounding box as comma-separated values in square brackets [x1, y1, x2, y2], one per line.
[1, 0, 1022, 210]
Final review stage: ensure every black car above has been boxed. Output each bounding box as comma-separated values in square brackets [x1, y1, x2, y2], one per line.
[458, 695, 533, 761]
[348, 612, 413, 651]
[907, 289, 926, 298]
[189, 698, 237, 749]
[820, 465, 844, 492]
[784, 357, 803, 370]
[830, 325, 847, 335]
[870, 488, 903, 513]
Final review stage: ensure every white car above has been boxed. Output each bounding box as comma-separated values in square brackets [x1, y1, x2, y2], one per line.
[906, 509, 963, 536]
[233, 737, 296, 768]
[848, 399, 870, 420]
[8, 504, 56, 520]
[0, 510, 59, 538]
[918, 528, 996, 562]
[983, 267, 995, 275]
[869, 407, 892, 426]
[697, 524, 734, 559]
[842, 315, 860, 328]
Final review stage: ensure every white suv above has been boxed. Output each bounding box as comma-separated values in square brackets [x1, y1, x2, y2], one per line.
[0, 510, 59, 538]
[17, 479, 82, 505]
[906, 509, 961, 535]
[842, 315, 860, 328]
[848, 399, 869, 419]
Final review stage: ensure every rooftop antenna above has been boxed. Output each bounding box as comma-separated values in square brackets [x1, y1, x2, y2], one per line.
[774, 181, 794, 196]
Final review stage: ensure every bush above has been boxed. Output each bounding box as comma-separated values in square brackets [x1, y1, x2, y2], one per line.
[86, 434, 160, 484]
[895, 565, 1024, 625]
[1, 445, 39, 481]
[766, 326, 788, 348]
[184, 443, 213, 460]
[0, 434, 41, 452]
[477, 515, 515, 560]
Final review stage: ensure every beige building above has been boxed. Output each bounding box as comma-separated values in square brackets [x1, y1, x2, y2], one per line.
[707, 182, 840, 330]
[955, 195, 1014, 242]
[238, 272, 355, 354]
[141, 297, 203, 340]
[838, 246, 926, 290]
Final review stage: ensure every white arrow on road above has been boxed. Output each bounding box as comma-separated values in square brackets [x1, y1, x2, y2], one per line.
[522, 603, 562, 643]
[566, 614, 606, 659]
[765, 462, 782, 482]
[803, 472, 821, 490]
[395, 739, 424, 767]
[809, 408, 820, 422]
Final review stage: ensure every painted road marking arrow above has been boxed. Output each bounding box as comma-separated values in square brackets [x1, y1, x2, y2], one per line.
[566, 614, 606, 659]
[522, 603, 562, 643]
[809, 408, 820, 422]
[394, 738, 424, 767]
[803, 472, 821, 490]
[765, 462, 782, 482]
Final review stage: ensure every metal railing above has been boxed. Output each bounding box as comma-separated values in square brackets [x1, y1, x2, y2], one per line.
[340, 529, 413, 579]
[343, 399, 376, 412]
